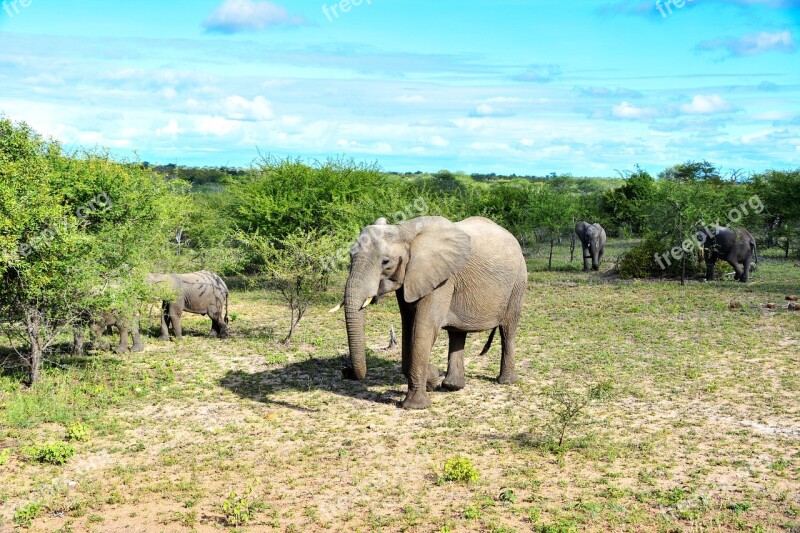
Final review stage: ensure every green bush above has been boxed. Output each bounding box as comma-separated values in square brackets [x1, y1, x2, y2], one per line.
[67, 421, 90, 442]
[14, 502, 42, 527]
[24, 442, 76, 465]
[0, 448, 11, 465]
[442, 456, 479, 484]
[221, 485, 261, 527]
[618, 236, 707, 280]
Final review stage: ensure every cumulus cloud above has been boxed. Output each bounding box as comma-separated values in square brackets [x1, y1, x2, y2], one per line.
[471, 103, 513, 117]
[697, 30, 796, 57]
[222, 95, 274, 121]
[203, 0, 307, 33]
[679, 95, 734, 114]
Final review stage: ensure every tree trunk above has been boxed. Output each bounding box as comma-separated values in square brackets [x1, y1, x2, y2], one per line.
[548, 239, 555, 270]
[23, 307, 43, 386]
[569, 234, 576, 263]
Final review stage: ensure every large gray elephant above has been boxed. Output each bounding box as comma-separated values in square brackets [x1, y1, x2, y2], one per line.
[575, 221, 607, 272]
[73, 310, 143, 355]
[337, 216, 528, 410]
[697, 226, 756, 282]
[148, 270, 229, 340]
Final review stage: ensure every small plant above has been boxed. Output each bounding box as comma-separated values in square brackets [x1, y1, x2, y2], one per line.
[498, 489, 516, 504]
[540, 381, 613, 450]
[442, 456, 479, 484]
[0, 448, 11, 465]
[14, 502, 42, 527]
[67, 421, 90, 442]
[222, 485, 261, 527]
[24, 442, 76, 465]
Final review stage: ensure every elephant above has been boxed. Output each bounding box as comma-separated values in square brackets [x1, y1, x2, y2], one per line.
[148, 270, 229, 340]
[575, 221, 607, 272]
[337, 216, 528, 410]
[697, 226, 756, 282]
[72, 310, 143, 355]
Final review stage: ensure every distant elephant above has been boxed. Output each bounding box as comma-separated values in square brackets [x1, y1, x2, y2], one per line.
[73, 310, 143, 355]
[575, 221, 607, 272]
[336, 216, 527, 410]
[148, 270, 229, 340]
[697, 226, 756, 282]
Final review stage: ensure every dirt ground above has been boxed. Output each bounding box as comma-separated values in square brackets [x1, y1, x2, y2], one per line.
[1, 256, 799, 532]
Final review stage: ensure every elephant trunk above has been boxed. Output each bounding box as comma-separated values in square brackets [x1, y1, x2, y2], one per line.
[343, 277, 370, 380]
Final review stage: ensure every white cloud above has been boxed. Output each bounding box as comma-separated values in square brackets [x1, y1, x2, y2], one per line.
[156, 119, 181, 137]
[203, 0, 307, 33]
[194, 116, 242, 136]
[222, 95, 274, 121]
[612, 101, 658, 119]
[679, 95, 734, 114]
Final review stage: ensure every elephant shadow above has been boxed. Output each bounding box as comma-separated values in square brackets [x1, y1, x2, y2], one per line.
[219, 351, 410, 411]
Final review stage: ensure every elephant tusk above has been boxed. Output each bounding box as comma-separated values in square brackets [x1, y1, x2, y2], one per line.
[329, 302, 343, 313]
[362, 297, 374, 309]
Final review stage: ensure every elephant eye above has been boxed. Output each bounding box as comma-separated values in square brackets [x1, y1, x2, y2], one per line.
[381, 258, 391, 267]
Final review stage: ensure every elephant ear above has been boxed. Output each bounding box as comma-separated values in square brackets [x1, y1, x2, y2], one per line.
[404, 220, 472, 303]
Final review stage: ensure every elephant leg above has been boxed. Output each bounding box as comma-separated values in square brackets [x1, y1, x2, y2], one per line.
[441, 331, 466, 391]
[497, 324, 518, 385]
[402, 293, 449, 410]
[729, 259, 744, 281]
[705, 255, 717, 281]
[741, 256, 752, 283]
[72, 330, 85, 356]
[209, 317, 219, 338]
[582, 245, 590, 272]
[115, 325, 129, 354]
[131, 316, 144, 352]
[170, 306, 183, 340]
[159, 302, 170, 341]
[216, 314, 229, 339]
[399, 304, 415, 380]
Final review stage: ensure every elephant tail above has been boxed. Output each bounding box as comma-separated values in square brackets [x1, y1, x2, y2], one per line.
[752, 240, 758, 265]
[224, 292, 229, 324]
[479, 327, 497, 356]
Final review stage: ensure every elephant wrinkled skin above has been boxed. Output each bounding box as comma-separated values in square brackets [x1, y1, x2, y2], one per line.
[149, 270, 229, 340]
[697, 226, 756, 282]
[339, 216, 528, 410]
[575, 221, 607, 272]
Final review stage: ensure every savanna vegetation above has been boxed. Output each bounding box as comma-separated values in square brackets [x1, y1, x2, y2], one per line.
[1, 118, 799, 531]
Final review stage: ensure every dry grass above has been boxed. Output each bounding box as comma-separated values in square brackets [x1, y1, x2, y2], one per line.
[1, 247, 799, 532]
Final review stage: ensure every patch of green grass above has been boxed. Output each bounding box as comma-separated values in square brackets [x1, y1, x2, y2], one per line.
[14, 502, 42, 527]
[23, 442, 76, 465]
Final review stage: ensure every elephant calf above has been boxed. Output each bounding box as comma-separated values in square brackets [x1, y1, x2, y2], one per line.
[575, 221, 607, 271]
[73, 310, 143, 355]
[697, 226, 756, 282]
[149, 270, 229, 340]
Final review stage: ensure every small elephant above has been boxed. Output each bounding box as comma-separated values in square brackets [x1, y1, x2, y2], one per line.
[575, 221, 607, 272]
[73, 310, 143, 355]
[697, 226, 756, 282]
[149, 270, 229, 340]
[337, 216, 527, 410]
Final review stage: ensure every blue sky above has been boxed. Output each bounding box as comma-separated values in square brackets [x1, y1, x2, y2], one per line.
[1, 0, 798, 176]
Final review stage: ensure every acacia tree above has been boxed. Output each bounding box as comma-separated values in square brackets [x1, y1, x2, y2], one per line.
[531, 186, 576, 270]
[0, 119, 174, 384]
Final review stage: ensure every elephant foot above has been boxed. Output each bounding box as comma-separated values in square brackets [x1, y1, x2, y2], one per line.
[159, 335, 169, 342]
[131, 344, 144, 353]
[497, 372, 518, 385]
[401, 390, 431, 410]
[440, 376, 465, 391]
[114, 346, 127, 354]
[426, 364, 440, 392]
[98, 342, 111, 352]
